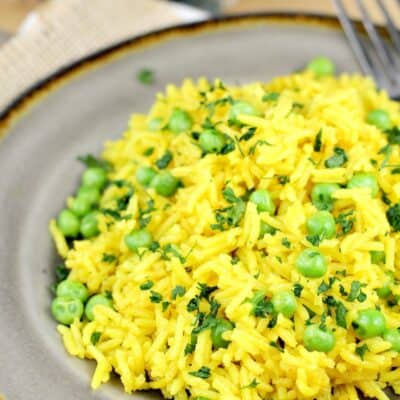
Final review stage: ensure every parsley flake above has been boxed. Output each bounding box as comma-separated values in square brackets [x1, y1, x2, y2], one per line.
[149, 290, 163, 303]
[137, 68, 154, 85]
[189, 366, 210, 379]
[314, 129, 322, 152]
[140, 280, 154, 290]
[102, 253, 117, 263]
[325, 147, 348, 168]
[171, 285, 186, 300]
[293, 283, 304, 297]
[155, 150, 173, 169]
[90, 331, 102, 346]
[355, 343, 369, 360]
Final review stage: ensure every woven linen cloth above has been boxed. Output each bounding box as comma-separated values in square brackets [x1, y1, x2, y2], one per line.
[0, 0, 207, 113]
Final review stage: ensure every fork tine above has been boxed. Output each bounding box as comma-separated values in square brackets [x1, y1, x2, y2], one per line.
[356, 0, 399, 83]
[333, 0, 379, 78]
[376, 0, 400, 54]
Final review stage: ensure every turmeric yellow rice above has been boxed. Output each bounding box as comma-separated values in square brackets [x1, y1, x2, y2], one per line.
[50, 67, 400, 400]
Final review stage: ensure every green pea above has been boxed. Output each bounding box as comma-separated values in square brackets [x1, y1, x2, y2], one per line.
[70, 196, 92, 217]
[56, 280, 89, 302]
[303, 324, 335, 352]
[272, 291, 297, 318]
[306, 57, 336, 77]
[85, 294, 113, 321]
[81, 167, 107, 189]
[306, 211, 336, 240]
[259, 221, 276, 237]
[77, 186, 101, 206]
[311, 183, 340, 211]
[150, 171, 180, 197]
[370, 250, 386, 265]
[376, 272, 393, 299]
[296, 249, 327, 278]
[211, 319, 234, 349]
[57, 209, 80, 238]
[51, 297, 84, 325]
[229, 101, 259, 125]
[125, 229, 153, 252]
[199, 129, 226, 154]
[80, 212, 99, 239]
[367, 109, 392, 131]
[148, 117, 163, 131]
[376, 284, 392, 299]
[348, 173, 379, 197]
[249, 189, 276, 215]
[383, 328, 400, 352]
[136, 166, 157, 187]
[352, 309, 386, 339]
[168, 108, 193, 133]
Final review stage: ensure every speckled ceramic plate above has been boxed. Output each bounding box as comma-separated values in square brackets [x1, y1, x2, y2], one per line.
[0, 13, 396, 400]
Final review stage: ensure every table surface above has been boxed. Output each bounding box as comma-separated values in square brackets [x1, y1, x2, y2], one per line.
[3, 0, 398, 34]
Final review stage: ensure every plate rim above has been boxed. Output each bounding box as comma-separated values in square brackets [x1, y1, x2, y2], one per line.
[0, 12, 347, 135]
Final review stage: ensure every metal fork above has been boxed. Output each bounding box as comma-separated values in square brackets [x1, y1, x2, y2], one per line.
[333, 0, 400, 100]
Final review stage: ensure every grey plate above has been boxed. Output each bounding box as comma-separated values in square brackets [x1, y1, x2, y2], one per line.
[0, 14, 388, 400]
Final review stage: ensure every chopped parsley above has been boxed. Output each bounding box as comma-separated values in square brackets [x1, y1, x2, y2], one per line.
[137, 68, 154, 85]
[335, 301, 348, 328]
[355, 344, 369, 360]
[77, 154, 111, 171]
[248, 140, 272, 156]
[382, 191, 392, 206]
[281, 237, 291, 248]
[102, 253, 117, 263]
[314, 129, 322, 152]
[347, 281, 367, 302]
[90, 331, 102, 345]
[306, 234, 323, 246]
[198, 283, 218, 301]
[378, 144, 392, 169]
[101, 208, 131, 221]
[277, 175, 289, 185]
[386, 203, 400, 231]
[262, 92, 280, 102]
[138, 199, 155, 228]
[293, 283, 304, 298]
[269, 340, 284, 353]
[335, 210, 355, 237]
[162, 301, 170, 311]
[267, 314, 278, 328]
[248, 291, 273, 318]
[189, 366, 210, 379]
[324, 147, 348, 168]
[140, 280, 154, 290]
[162, 244, 186, 264]
[386, 126, 400, 145]
[321, 296, 348, 328]
[55, 264, 69, 282]
[317, 281, 330, 295]
[143, 147, 154, 156]
[239, 127, 257, 142]
[317, 277, 337, 295]
[242, 378, 260, 389]
[149, 290, 163, 303]
[155, 150, 173, 169]
[187, 297, 200, 312]
[304, 305, 317, 320]
[211, 187, 245, 231]
[171, 285, 186, 300]
[231, 256, 240, 265]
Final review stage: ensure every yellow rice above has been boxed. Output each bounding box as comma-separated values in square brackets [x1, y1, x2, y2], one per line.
[51, 71, 400, 399]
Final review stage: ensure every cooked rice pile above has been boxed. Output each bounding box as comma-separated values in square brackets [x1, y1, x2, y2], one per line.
[51, 72, 400, 400]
